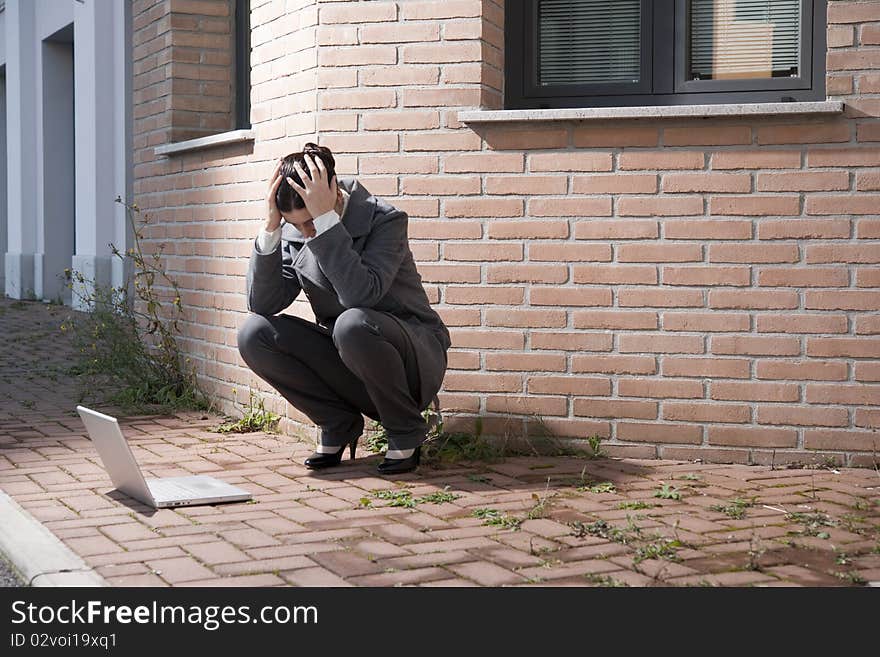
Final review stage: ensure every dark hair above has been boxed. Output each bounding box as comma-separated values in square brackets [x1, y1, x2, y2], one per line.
[275, 142, 337, 212]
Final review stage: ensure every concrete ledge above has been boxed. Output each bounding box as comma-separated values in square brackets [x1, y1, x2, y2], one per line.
[154, 129, 255, 157]
[459, 101, 845, 124]
[0, 492, 106, 587]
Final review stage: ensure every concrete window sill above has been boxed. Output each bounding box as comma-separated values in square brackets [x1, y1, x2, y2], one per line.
[458, 101, 845, 124]
[154, 129, 255, 157]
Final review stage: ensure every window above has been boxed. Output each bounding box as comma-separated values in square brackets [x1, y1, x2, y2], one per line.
[234, 0, 251, 129]
[505, 0, 827, 109]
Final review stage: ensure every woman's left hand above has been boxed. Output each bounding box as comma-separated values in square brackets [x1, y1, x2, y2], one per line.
[286, 154, 338, 219]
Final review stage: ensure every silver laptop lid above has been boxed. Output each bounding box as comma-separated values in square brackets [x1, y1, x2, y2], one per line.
[76, 405, 154, 506]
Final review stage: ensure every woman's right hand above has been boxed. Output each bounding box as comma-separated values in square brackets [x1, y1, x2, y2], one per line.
[265, 158, 285, 231]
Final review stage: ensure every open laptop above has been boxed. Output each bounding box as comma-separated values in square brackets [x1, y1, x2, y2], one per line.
[76, 405, 252, 508]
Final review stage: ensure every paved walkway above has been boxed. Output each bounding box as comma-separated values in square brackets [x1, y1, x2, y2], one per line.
[0, 297, 877, 587]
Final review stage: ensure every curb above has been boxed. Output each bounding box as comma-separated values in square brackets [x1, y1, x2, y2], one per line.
[0, 492, 106, 587]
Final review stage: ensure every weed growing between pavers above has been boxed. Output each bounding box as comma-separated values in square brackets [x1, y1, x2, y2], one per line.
[785, 511, 837, 538]
[472, 508, 523, 530]
[709, 497, 757, 520]
[59, 197, 213, 415]
[617, 501, 655, 510]
[654, 483, 683, 500]
[214, 388, 281, 434]
[584, 573, 629, 587]
[568, 515, 688, 565]
[578, 481, 617, 494]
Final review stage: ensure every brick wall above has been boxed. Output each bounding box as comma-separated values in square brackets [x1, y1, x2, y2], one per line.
[133, 0, 236, 146]
[132, 0, 880, 467]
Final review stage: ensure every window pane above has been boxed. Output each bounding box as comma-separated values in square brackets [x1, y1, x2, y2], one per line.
[689, 0, 801, 80]
[538, 0, 641, 86]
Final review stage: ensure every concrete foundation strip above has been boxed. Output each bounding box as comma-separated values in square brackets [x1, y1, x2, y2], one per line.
[0, 491, 106, 587]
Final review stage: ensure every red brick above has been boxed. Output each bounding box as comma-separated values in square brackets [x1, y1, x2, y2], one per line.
[806, 244, 880, 263]
[484, 127, 569, 150]
[757, 219, 851, 240]
[443, 373, 522, 393]
[803, 430, 880, 452]
[806, 384, 877, 405]
[756, 123, 851, 145]
[662, 173, 751, 193]
[485, 353, 567, 372]
[756, 314, 848, 334]
[530, 197, 612, 217]
[711, 382, 799, 402]
[450, 330, 525, 350]
[402, 87, 482, 107]
[806, 290, 880, 310]
[403, 132, 481, 151]
[857, 315, 880, 334]
[618, 378, 703, 399]
[807, 337, 880, 358]
[709, 289, 799, 309]
[619, 152, 705, 170]
[487, 264, 568, 283]
[402, 175, 479, 195]
[572, 265, 657, 285]
[531, 331, 612, 352]
[484, 308, 567, 328]
[446, 198, 523, 218]
[664, 126, 752, 146]
[617, 422, 703, 444]
[618, 334, 704, 354]
[444, 286, 524, 305]
[664, 220, 752, 240]
[485, 176, 568, 195]
[527, 376, 611, 396]
[444, 242, 522, 261]
[662, 357, 750, 378]
[529, 243, 611, 261]
[618, 196, 703, 216]
[828, 3, 880, 23]
[531, 287, 612, 306]
[573, 174, 658, 194]
[662, 266, 750, 286]
[662, 402, 751, 423]
[574, 220, 658, 239]
[617, 288, 704, 308]
[572, 355, 656, 375]
[712, 150, 802, 169]
[574, 399, 658, 420]
[416, 264, 480, 283]
[708, 427, 797, 448]
[663, 312, 750, 332]
[530, 152, 612, 172]
[808, 148, 880, 167]
[757, 406, 849, 427]
[408, 220, 481, 239]
[399, 1, 483, 20]
[709, 196, 800, 216]
[445, 152, 523, 173]
[488, 221, 569, 239]
[573, 126, 658, 147]
[573, 310, 657, 329]
[757, 267, 849, 287]
[806, 194, 880, 215]
[361, 155, 438, 174]
[757, 171, 850, 192]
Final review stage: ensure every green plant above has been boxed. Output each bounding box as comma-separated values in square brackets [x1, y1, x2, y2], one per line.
[709, 497, 757, 520]
[364, 404, 444, 454]
[59, 197, 212, 415]
[373, 489, 417, 508]
[617, 501, 655, 510]
[785, 511, 836, 538]
[578, 481, 617, 494]
[830, 570, 866, 585]
[654, 483, 682, 500]
[678, 473, 702, 481]
[584, 573, 628, 587]
[416, 486, 461, 505]
[587, 434, 605, 459]
[215, 388, 280, 434]
[633, 537, 683, 564]
[472, 508, 522, 530]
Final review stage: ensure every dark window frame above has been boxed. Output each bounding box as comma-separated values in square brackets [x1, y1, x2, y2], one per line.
[234, 0, 251, 129]
[505, 0, 827, 109]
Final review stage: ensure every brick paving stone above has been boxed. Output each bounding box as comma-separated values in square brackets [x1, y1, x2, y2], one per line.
[213, 556, 315, 577]
[351, 539, 412, 558]
[348, 567, 450, 586]
[64, 535, 124, 557]
[178, 574, 286, 587]
[100, 522, 160, 543]
[221, 528, 282, 549]
[418, 578, 481, 587]
[516, 559, 621, 582]
[310, 550, 387, 577]
[469, 546, 546, 569]
[1, 296, 877, 588]
[669, 571, 779, 586]
[105, 573, 169, 586]
[377, 550, 475, 571]
[446, 561, 528, 586]
[280, 566, 353, 587]
[145, 556, 215, 584]
[407, 536, 501, 554]
[185, 541, 251, 565]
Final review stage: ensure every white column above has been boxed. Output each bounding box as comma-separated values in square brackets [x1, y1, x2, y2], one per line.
[112, 0, 133, 295]
[71, 0, 118, 310]
[4, 0, 37, 299]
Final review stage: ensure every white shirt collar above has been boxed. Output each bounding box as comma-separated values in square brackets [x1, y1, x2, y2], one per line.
[287, 188, 350, 238]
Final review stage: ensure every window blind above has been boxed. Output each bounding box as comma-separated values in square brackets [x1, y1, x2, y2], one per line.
[689, 0, 801, 80]
[538, 0, 641, 86]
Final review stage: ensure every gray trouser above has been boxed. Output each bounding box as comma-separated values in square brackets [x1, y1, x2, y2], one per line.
[237, 307, 430, 451]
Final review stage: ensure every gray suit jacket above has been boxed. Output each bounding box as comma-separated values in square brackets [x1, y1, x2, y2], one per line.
[246, 178, 451, 411]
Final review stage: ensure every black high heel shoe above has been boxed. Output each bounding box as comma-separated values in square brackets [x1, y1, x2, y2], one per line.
[304, 437, 358, 470]
[377, 445, 421, 475]
[376, 397, 441, 475]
